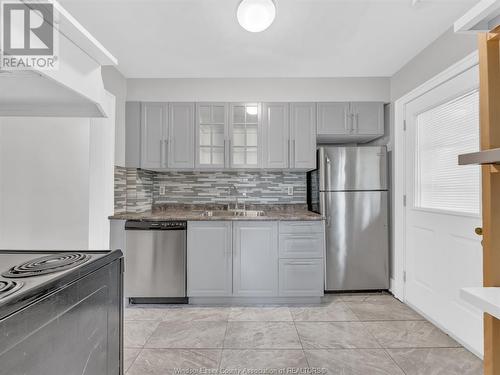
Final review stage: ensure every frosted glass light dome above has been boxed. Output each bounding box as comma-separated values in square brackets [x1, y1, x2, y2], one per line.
[237, 0, 276, 33]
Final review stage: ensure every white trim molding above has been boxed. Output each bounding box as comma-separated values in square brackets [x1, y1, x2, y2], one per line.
[454, 0, 500, 34]
[391, 51, 479, 301]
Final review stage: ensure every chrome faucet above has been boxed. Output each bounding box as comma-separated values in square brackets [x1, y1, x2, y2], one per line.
[228, 184, 240, 211]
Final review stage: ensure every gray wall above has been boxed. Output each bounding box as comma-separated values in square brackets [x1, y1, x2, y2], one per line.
[126, 77, 390, 102]
[390, 28, 477, 102]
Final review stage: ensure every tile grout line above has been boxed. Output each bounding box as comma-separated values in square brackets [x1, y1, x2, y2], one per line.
[291, 309, 312, 370]
[123, 348, 141, 374]
[382, 348, 409, 375]
[353, 318, 411, 375]
[124, 320, 161, 373]
[218, 318, 230, 370]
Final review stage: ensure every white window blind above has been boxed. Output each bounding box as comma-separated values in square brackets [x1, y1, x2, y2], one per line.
[415, 90, 480, 215]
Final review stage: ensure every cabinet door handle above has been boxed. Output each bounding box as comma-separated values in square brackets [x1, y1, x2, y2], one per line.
[167, 139, 169, 167]
[288, 261, 316, 266]
[160, 140, 164, 167]
[288, 139, 292, 167]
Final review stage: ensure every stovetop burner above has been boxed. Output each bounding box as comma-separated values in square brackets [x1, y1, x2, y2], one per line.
[0, 280, 23, 299]
[2, 253, 91, 278]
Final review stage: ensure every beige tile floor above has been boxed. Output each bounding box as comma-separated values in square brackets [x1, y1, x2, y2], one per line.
[124, 293, 483, 374]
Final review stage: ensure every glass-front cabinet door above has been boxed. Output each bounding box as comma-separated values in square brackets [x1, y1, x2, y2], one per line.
[195, 103, 228, 169]
[230, 103, 261, 168]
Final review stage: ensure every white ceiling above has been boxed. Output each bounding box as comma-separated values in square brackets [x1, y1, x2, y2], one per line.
[59, 0, 479, 78]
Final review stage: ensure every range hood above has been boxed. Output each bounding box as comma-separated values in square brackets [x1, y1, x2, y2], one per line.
[0, 0, 117, 118]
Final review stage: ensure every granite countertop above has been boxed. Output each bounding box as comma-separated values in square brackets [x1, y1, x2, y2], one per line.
[109, 204, 324, 222]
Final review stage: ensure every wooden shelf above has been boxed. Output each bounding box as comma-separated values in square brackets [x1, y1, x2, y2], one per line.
[458, 148, 500, 165]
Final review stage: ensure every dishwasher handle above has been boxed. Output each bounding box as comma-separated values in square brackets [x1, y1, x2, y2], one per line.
[125, 220, 187, 231]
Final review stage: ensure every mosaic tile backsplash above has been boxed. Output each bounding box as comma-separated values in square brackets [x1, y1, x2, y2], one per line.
[114, 168, 307, 212]
[154, 171, 306, 205]
[114, 166, 127, 213]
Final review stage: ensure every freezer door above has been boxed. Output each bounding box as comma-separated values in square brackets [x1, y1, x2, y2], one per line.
[319, 146, 387, 191]
[325, 191, 389, 291]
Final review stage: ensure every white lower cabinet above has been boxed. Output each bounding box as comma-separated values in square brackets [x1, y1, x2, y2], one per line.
[233, 222, 279, 297]
[278, 221, 325, 297]
[279, 233, 324, 258]
[187, 221, 232, 297]
[279, 259, 324, 297]
[187, 220, 324, 299]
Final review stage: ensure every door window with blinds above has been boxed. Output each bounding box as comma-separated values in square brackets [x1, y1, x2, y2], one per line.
[414, 90, 480, 215]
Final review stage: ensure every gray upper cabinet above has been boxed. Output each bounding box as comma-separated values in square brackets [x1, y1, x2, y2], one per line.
[125, 102, 141, 168]
[290, 103, 317, 169]
[140, 102, 168, 169]
[350, 102, 384, 136]
[168, 103, 195, 169]
[262, 103, 289, 169]
[317, 102, 350, 136]
[233, 222, 279, 297]
[229, 103, 262, 169]
[187, 221, 232, 297]
[195, 103, 228, 169]
[317, 102, 384, 143]
[135, 101, 383, 170]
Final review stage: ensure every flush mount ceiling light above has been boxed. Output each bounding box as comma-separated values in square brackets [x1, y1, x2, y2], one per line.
[237, 0, 276, 33]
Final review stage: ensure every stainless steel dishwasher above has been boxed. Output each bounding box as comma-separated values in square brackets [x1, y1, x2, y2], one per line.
[125, 220, 187, 304]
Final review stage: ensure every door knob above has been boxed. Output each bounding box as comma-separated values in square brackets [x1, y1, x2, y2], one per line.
[475, 227, 483, 236]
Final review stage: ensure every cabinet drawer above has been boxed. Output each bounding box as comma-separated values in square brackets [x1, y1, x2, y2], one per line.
[279, 233, 324, 258]
[279, 259, 324, 297]
[279, 221, 324, 235]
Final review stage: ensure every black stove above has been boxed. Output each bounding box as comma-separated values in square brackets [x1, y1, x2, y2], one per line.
[2, 252, 91, 278]
[0, 280, 23, 299]
[0, 250, 123, 375]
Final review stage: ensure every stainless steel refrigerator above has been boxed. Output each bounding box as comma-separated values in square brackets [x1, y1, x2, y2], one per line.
[308, 146, 389, 291]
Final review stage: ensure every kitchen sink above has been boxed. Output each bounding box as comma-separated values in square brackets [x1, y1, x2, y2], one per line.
[200, 209, 266, 217]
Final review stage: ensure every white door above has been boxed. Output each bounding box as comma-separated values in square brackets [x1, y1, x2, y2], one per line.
[316, 102, 350, 136]
[350, 102, 384, 136]
[404, 65, 483, 354]
[262, 103, 289, 169]
[187, 221, 232, 297]
[290, 103, 317, 169]
[168, 103, 195, 169]
[229, 103, 261, 169]
[140, 103, 168, 169]
[233, 222, 278, 297]
[195, 103, 228, 169]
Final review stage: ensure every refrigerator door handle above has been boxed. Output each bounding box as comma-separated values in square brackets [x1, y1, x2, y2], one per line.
[319, 148, 332, 192]
[320, 192, 327, 226]
[325, 155, 332, 192]
[324, 157, 332, 226]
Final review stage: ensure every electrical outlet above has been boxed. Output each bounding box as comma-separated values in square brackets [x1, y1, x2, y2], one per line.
[287, 187, 293, 196]
[159, 185, 166, 196]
